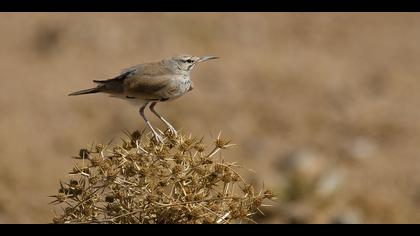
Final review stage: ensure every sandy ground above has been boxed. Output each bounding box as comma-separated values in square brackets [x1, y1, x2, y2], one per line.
[1, 13, 420, 223]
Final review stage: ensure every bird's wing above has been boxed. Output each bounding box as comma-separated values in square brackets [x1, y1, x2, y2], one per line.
[92, 67, 139, 94]
[91, 62, 174, 100]
[120, 62, 176, 100]
[123, 73, 175, 100]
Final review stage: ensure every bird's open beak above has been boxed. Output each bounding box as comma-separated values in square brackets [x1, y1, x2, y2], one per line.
[197, 56, 219, 63]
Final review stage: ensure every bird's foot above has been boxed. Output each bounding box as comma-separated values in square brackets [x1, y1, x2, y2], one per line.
[151, 132, 164, 144]
[163, 124, 178, 137]
[168, 127, 178, 136]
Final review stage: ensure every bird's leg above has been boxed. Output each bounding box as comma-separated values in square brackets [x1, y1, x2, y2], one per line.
[149, 102, 177, 136]
[139, 102, 163, 143]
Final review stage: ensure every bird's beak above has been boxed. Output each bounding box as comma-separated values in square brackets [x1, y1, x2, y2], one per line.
[197, 55, 219, 63]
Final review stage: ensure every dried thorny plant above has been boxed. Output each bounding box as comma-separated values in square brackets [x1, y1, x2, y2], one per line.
[50, 130, 274, 224]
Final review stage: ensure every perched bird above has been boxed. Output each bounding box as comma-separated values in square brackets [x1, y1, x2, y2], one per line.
[69, 54, 218, 143]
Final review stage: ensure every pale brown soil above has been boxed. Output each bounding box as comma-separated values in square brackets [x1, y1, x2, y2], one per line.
[1, 13, 420, 223]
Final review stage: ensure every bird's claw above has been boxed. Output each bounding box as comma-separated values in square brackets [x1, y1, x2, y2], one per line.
[152, 133, 164, 144]
[169, 127, 178, 136]
[164, 126, 177, 137]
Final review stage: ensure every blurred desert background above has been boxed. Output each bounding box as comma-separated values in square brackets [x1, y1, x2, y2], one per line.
[1, 13, 420, 223]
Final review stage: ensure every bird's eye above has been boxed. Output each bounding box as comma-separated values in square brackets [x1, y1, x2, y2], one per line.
[186, 59, 193, 63]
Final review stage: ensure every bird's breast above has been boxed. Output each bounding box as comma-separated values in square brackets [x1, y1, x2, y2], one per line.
[168, 76, 192, 98]
[180, 78, 193, 93]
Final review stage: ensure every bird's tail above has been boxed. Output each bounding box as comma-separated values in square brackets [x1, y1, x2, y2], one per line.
[68, 87, 100, 96]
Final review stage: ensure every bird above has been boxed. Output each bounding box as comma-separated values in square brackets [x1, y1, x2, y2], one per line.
[69, 54, 218, 143]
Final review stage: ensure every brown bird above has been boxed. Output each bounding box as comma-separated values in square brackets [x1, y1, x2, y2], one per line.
[69, 54, 218, 143]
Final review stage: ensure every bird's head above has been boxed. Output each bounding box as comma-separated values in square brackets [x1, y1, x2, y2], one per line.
[169, 54, 219, 72]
